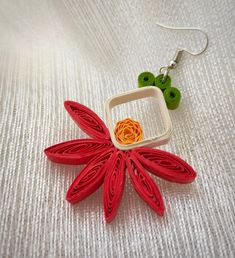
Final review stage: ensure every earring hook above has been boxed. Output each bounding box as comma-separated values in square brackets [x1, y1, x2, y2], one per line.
[156, 22, 209, 82]
[156, 22, 209, 56]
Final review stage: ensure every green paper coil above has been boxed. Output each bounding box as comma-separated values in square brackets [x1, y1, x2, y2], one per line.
[164, 87, 181, 110]
[155, 74, 171, 91]
[138, 72, 155, 87]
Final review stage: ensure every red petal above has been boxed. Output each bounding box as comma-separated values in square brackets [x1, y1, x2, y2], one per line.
[126, 152, 164, 216]
[64, 101, 110, 139]
[133, 148, 196, 183]
[103, 151, 126, 223]
[66, 148, 115, 203]
[44, 139, 112, 165]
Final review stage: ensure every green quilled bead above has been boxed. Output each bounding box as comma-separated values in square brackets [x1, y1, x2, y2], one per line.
[138, 71, 155, 87]
[155, 74, 171, 91]
[164, 87, 181, 110]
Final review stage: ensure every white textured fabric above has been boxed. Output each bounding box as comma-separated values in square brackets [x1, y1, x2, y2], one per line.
[0, 0, 235, 257]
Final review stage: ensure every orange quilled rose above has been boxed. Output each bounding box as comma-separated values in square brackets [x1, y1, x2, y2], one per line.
[114, 118, 143, 145]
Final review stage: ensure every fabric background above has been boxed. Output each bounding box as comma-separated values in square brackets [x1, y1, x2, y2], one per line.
[0, 0, 234, 257]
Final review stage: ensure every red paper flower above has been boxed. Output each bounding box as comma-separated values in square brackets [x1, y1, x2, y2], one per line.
[44, 101, 196, 222]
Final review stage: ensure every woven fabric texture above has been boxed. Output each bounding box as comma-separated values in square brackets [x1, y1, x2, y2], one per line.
[0, 0, 234, 257]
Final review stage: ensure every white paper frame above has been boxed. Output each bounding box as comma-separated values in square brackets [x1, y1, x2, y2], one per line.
[105, 86, 172, 150]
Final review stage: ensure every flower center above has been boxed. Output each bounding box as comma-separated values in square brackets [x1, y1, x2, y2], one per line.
[114, 118, 143, 145]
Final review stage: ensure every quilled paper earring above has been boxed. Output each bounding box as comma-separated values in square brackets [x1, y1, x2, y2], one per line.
[44, 23, 208, 223]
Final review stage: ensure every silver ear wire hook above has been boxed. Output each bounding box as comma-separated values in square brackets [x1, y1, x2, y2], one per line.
[156, 22, 209, 82]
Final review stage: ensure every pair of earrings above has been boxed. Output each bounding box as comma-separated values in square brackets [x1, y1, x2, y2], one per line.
[44, 23, 208, 222]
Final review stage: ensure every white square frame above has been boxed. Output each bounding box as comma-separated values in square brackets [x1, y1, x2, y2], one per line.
[105, 86, 172, 150]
